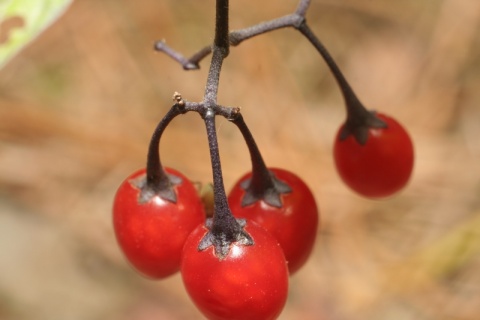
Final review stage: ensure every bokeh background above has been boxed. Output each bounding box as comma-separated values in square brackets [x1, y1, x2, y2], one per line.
[1, 0, 479, 319]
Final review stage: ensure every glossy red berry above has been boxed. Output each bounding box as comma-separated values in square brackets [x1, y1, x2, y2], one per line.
[334, 113, 414, 198]
[228, 168, 319, 274]
[181, 220, 289, 320]
[112, 167, 205, 279]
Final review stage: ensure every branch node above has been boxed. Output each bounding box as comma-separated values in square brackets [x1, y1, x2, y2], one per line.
[172, 91, 185, 107]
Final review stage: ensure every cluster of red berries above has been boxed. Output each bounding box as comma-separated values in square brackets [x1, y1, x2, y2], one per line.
[112, 1, 414, 319]
[113, 107, 320, 319]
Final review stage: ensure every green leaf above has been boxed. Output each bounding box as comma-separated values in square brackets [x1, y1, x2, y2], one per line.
[0, 0, 73, 69]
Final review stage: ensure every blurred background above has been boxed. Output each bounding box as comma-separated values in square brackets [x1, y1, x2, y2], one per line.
[1, 0, 479, 319]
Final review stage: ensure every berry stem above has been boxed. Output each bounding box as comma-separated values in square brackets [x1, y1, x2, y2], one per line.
[297, 22, 386, 144]
[204, 112, 239, 230]
[200, 112, 253, 259]
[214, 0, 230, 51]
[204, 0, 229, 108]
[232, 114, 273, 192]
[296, 22, 364, 119]
[295, 0, 311, 16]
[144, 104, 184, 202]
[231, 114, 291, 208]
[195, 0, 254, 259]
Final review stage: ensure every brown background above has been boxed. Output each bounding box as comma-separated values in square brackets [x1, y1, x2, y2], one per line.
[1, 0, 479, 319]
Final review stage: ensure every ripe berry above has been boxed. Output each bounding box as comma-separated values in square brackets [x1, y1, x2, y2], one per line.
[181, 219, 289, 320]
[228, 168, 319, 274]
[113, 167, 205, 278]
[334, 113, 414, 198]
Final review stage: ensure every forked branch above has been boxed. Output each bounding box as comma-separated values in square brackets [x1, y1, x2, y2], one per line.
[154, 0, 311, 70]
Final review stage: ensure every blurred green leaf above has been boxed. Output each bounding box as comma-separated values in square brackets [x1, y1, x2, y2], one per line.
[0, 0, 73, 69]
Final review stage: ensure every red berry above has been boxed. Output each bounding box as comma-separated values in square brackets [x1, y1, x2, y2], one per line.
[334, 113, 414, 198]
[113, 167, 205, 279]
[228, 168, 319, 274]
[181, 221, 289, 320]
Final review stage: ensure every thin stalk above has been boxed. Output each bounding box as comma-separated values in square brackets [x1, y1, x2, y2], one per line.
[297, 22, 364, 117]
[214, 0, 230, 50]
[297, 21, 386, 144]
[295, 0, 311, 16]
[204, 0, 230, 107]
[196, 0, 254, 259]
[198, 112, 253, 259]
[231, 114, 291, 208]
[232, 114, 273, 193]
[205, 112, 237, 229]
[140, 104, 183, 203]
